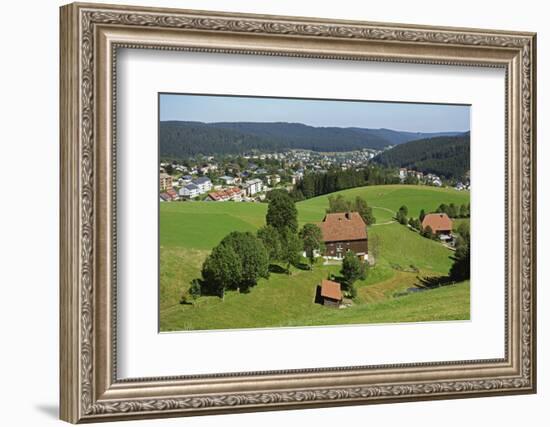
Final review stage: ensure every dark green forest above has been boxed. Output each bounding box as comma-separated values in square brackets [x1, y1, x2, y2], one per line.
[372, 133, 470, 179]
[294, 166, 400, 200]
[159, 121, 463, 158]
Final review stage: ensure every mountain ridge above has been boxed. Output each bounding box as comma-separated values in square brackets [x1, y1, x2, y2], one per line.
[159, 120, 465, 158]
[371, 132, 470, 180]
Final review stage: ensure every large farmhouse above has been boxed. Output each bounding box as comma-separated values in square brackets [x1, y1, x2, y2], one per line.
[319, 212, 368, 260]
[421, 213, 453, 239]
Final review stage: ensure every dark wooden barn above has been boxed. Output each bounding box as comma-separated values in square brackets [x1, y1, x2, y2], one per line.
[319, 212, 368, 260]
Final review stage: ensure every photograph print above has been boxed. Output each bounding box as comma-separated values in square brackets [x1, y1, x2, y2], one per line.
[158, 94, 471, 332]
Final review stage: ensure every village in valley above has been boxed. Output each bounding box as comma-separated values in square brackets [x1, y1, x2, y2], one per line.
[160, 149, 470, 204]
[159, 146, 470, 329]
[158, 95, 471, 332]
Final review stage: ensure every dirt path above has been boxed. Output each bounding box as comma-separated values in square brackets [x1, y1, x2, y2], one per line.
[370, 206, 396, 226]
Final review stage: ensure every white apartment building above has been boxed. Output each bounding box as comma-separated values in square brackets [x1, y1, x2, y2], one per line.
[243, 178, 263, 196]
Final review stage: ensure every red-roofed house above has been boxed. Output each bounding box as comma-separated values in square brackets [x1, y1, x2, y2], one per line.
[165, 188, 179, 201]
[421, 213, 453, 237]
[319, 212, 368, 260]
[207, 187, 243, 202]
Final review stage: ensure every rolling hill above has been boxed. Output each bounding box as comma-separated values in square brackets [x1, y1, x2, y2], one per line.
[159, 184, 470, 331]
[159, 121, 464, 158]
[372, 132, 470, 179]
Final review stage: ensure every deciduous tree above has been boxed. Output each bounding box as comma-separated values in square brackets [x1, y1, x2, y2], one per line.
[326, 194, 350, 213]
[419, 209, 426, 222]
[341, 251, 363, 291]
[450, 231, 470, 281]
[422, 225, 435, 239]
[299, 223, 324, 270]
[257, 225, 282, 263]
[279, 227, 303, 274]
[353, 196, 376, 225]
[220, 231, 270, 291]
[266, 191, 298, 233]
[189, 278, 201, 300]
[201, 243, 242, 299]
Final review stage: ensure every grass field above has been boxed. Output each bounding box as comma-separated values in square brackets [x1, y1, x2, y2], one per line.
[159, 184, 470, 331]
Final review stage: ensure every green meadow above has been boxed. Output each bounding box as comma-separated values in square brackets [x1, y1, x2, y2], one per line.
[159, 184, 470, 331]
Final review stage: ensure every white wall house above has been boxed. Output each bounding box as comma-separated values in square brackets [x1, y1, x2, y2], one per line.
[178, 175, 193, 186]
[193, 177, 212, 194]
[179, 183, 200, 199]
[243, 178, 263, 196]
[219, 175, 235, 185]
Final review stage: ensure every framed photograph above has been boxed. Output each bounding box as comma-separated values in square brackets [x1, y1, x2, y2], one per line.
[60, 2, 537, 423]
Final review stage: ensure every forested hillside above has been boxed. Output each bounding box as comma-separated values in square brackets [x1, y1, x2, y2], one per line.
[372, 133, 470, 179]
[159, 121, 463, 158]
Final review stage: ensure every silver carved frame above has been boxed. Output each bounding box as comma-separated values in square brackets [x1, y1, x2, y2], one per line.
[60, 2, 537, 423]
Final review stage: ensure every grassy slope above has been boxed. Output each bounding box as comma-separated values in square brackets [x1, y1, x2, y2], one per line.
[297, 184, 469, 224]
[159, 185, 470, 331]
[160, 202, 266, 249]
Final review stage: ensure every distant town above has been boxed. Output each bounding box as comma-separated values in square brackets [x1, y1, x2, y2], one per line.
[159, 149, 470, 203]
[158, 96, 471, 332]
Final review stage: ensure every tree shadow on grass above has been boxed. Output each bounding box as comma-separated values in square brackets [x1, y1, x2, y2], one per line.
[189, 278, 222, 298]
[330, 274, 346, 283]
[269, 264, 287, 274]
[295, 262, 311, 271]
[415, 275, 455, 289]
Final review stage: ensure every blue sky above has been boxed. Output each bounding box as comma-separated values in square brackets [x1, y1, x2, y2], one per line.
[159, 93, 470, 133]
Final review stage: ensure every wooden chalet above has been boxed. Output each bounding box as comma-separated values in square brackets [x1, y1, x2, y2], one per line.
[421, 213, 453, 236]
[319, 212, 368, 260]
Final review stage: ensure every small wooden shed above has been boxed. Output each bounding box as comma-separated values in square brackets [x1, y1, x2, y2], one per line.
[320, 279, 343, 308]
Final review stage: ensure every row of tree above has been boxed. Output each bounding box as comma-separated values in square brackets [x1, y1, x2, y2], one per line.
[326, 194, 376, 225]
[449, 222, 470, 281]
[435, 203, 470, 218]
[294, 166, 400, 200]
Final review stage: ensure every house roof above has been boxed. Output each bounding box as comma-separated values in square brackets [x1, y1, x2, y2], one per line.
[194, 177, 211, 184]
[319, 212, 367, 243]
[422, 213, 453, 232]
[320, 279, 342, 301]
[245, 178, 262, 185]
[184, 183, 199, 190]
[208, 187, 242, 200]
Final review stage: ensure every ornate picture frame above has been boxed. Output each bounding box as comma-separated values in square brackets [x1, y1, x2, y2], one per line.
[60, 2, 536, 423]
